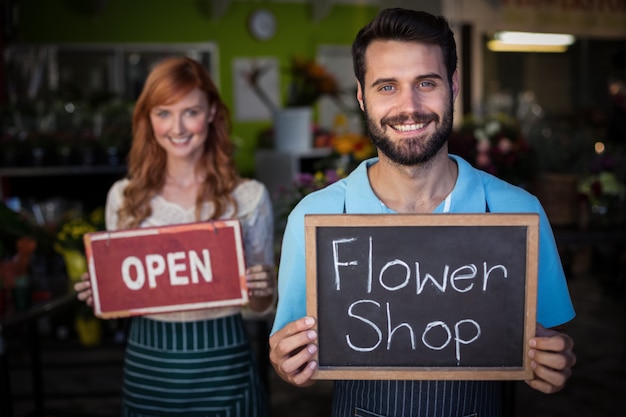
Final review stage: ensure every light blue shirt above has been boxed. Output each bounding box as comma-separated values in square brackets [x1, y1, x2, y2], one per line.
[272, 155, 575, 334]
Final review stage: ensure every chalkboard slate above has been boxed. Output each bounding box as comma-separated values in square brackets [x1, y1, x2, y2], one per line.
[305, 213, 538, 381]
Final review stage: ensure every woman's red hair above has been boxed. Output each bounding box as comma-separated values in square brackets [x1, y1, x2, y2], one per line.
[118, 56, 238, 229]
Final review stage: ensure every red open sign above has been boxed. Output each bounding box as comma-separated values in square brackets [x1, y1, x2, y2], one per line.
[83, 221, 248, 318]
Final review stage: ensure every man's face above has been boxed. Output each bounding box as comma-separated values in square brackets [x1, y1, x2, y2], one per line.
[357, 40, 459, 166]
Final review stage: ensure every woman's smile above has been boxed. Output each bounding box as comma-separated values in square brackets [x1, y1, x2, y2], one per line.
[168, 135, 193, 145]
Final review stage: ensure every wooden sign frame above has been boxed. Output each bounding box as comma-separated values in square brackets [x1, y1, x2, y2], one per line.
[305, 213, 538, 381]
[84, 220, 248, 319]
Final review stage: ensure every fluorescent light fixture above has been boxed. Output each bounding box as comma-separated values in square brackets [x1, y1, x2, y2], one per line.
[488, 31, 575, 53]
[495, 31, 575, 46]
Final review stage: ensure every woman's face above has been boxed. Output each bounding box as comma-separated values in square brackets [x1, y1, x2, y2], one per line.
[149, 87, 216, 162]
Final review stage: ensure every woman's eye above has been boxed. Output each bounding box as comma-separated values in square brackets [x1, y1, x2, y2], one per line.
[155, 110, 169, 118]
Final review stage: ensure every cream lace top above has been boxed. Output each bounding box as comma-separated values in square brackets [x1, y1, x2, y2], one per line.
[104, 178, 274, 322]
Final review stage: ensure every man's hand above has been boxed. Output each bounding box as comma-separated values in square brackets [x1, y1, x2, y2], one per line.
[526, 323, 576, 394]
[269, 316, 319, 387]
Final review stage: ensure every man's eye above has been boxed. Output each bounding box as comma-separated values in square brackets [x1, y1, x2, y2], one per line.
[419, 81, 435, 88]
[380, 85, 394, 91]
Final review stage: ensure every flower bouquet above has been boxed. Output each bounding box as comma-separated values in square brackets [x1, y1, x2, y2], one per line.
[457, 114, 532, 186]
[55, 207, 104, 281]
[577, 152, 626, 228]
[274, 169, 344, 223]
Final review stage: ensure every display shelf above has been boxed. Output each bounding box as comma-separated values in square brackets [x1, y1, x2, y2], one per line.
[0, 165, 126, 177]
[0, 165, 127, 210]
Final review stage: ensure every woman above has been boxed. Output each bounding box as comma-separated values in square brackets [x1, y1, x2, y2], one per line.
[75, 56, 274, 416]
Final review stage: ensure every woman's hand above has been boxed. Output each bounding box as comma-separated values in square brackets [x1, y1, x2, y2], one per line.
[245, 264, 276, 313]
[74, 271, 93, 306]
[246, 264, 275, 298]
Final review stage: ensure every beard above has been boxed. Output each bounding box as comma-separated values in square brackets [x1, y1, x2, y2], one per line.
[363, 98, 454, 166]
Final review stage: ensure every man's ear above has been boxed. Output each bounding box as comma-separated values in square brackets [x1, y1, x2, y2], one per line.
[451, 70, 460, 102]
[356, 80, 365, 112]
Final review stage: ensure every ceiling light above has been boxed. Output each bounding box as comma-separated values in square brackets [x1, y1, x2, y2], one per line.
[488, 31, 575, 53]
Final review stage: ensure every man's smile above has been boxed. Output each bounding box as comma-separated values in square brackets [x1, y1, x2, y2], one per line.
[390, 122, 427, 132]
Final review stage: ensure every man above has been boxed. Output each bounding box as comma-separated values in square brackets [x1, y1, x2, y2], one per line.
[269, 8, 576, 417]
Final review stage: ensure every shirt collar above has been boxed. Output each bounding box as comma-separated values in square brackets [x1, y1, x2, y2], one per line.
[344, 155, 487, 214]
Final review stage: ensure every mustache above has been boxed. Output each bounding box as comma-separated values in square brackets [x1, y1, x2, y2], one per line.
[381, 112, 439, 126]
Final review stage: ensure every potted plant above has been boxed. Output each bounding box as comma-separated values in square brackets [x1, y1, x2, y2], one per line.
[245, 56, 340, 152]
[55, 207, 105, 346]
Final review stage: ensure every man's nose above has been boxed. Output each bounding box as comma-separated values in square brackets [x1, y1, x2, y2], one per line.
[397, 88, 422, 113]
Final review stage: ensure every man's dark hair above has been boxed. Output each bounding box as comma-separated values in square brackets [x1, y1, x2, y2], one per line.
[352, 8, 457, 90]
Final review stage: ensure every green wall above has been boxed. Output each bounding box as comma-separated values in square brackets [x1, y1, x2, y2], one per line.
[13, 0, 378, 175]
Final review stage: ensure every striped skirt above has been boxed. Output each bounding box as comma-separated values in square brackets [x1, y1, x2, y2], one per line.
[121, 314, 269, 417]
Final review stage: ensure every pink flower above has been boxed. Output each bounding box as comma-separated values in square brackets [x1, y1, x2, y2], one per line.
[476, 140, 491, 153]
[476, 152, 491, 168]
[497, 137, 514, 154]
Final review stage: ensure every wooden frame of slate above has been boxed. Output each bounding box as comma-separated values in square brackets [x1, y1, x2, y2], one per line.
[305, 213, 538, 380]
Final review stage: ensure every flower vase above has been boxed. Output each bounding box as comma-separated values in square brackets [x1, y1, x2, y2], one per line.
[274, 107, 313, 153]
[75, 315, 102, 347]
